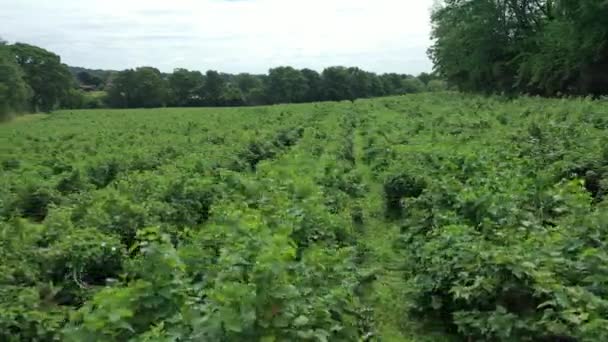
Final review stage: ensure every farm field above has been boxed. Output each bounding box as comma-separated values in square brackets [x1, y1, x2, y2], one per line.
[1, 93, 608, 341]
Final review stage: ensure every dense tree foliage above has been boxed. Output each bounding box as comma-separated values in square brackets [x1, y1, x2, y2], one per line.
[100, 64, 438, 109]
[430, 0, 608, 95]
[10, 43, 73, 112]
[76, 71, 103, 89]
[1, 41, 442, 113]
[167, 68, 204, 106]
[106, 67, 167, 108]
[267, 66, 309, 104]
[0, 42, 30, 119]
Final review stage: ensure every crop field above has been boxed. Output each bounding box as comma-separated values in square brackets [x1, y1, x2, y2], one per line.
[1, 93, 607, 341]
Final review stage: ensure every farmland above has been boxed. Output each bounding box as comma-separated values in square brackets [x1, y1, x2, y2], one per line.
[1, 93, 608, 341]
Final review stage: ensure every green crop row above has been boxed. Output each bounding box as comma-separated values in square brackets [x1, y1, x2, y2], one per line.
[0, 93, 607, 341]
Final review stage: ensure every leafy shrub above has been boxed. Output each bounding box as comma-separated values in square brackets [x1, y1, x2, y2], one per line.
[1, 158, 20, 171]
[81, 192, 148, 246]
[87, 160, 121, 188]
[12, 184, 57, 222]
[56, 169, 87, 194]
[161, 178, 214, 227]
[383, 173, 426, 218]
[0, 286, 68, 342]
[45, 228, 124, 286]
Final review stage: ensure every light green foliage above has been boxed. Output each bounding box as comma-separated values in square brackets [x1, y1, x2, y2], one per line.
[0, 93, 606, 341]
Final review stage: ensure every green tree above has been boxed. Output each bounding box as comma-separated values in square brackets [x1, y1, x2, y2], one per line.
[168, 69, 204, 106]
[201, 70, 225, 106]
[220, 83, 245, 106]
[266, 67, 309, 104]
[321, 66, 351, 101]
[76, 71, 103, 88]
[105, 67, 167, 108]
[430, 0, 608, 96]
[234, 73, 265, 105]
[300, 69, 323, 102]
[347, 67, 373, 100]
[402, 77, 426, 94]
[11, 43, 72, 112]
[380, 73, 406, 95]
[518, 0, 608, 95]
[0, 43, 31, 119]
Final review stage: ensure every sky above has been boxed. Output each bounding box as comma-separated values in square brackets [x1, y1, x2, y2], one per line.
[0, 0, 435, 75]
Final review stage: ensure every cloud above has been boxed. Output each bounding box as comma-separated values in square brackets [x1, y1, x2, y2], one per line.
[0, 0, 434, 74]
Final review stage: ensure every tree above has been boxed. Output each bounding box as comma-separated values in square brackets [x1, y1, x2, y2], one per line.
[518, 0, 608, 95]
[234, 73, 265, 105]
[380, 73, 406, 95]
[168, 69, 204, 106]
[220, 83, 245, 106]
[11, 43, 73, 112]
[0, 44, 31, 119]
[266, 67, 309, 104]
[106, 67, 167, 108]
[201, 70, 225, 106]
[300, 69, 323, 102]
[402, 77, 426, 94]
[321, 67, 351, 101]
[429, 0, 608, 96]
[347, 67, 373, 100]
[77, 71, 103, 88]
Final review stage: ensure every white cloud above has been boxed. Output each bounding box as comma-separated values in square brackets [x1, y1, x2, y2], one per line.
[0, 0, 434, 74]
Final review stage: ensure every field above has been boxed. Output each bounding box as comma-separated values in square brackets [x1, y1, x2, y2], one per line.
[1, 93, 607, 341]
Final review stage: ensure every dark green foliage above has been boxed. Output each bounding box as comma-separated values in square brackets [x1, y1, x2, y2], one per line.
[105, 67, 167, 108]
[12, 185, 56, 222]
[383, 173, 426, 218]
[45, 228, 124, 288]
[11, 43, 73, 112]
[56, 169, 86, 194]
[0, 44, 31, 119]
[76, 71, 103, 88]
[161, 178, 214, 227]
[87, 160, 121, 188]
[267, 66, 309, 104]
[430, 0, 608, 96]
[167, 68, 204, 106]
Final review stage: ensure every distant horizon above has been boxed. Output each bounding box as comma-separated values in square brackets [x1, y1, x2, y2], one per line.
[1, 0, 434, 75]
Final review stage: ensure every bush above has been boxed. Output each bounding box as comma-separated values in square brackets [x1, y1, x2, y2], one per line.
[161, 178, 214, 227]
[12, 184, 57, 222]
[87, 160, 121, 188]
[383, 173, 426, 218]
[45, 228, 124, 285]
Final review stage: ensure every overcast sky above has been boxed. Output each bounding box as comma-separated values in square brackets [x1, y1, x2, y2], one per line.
[0, 0, 435, 74]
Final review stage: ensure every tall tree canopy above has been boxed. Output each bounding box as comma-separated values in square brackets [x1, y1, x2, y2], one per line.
[430, 0, 608, 95]
[106, 67, 167, 108]
[266, 67, 309, 104]
[0, 42, 31, 119]
[201, 70, 225, 106]
[167, 69, 204, 107]
[11, 43, 72, 111]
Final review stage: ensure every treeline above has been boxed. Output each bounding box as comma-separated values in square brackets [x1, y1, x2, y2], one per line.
[100, 66, 446, 108]
[0, 40, 446, 117]
[430, 0, 608, 96]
